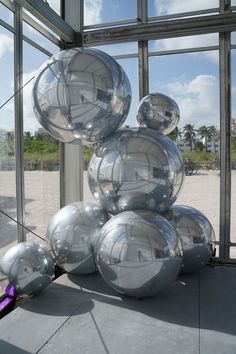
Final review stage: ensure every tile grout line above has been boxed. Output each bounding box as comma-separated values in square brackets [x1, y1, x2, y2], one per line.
[89, 311, 110, 354]
[35, 302, 83, 354]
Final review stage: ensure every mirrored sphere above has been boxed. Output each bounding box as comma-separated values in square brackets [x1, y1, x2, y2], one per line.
[95, 210, 183, 298]
[0, 241, 54, 295]
[164, 205, 215, 274]
[32, 47, 132, 143]
[137, 93, 180, 134]
[88, 127, 184, 214]
[46, 201, 109, 274]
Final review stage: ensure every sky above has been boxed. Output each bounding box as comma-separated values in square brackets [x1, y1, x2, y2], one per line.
[0, 0, 236, 135]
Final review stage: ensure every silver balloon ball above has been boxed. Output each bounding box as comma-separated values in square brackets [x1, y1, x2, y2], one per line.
[88, 127, 184, 214]
[137, 93, 180, 134]
[96, 210, 183, 298]
[32, 47, 132, 143]
[46, 201, 109, 274]
[0, 241, 54, 295]
[164, 205, 215, 274]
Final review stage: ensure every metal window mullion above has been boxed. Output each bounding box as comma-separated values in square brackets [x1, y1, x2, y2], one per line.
[0, 18, 15, 33]
[137, 0, 148, 99]
[60, 0, 84, 207]
[14, 3, 25, 242]
[219, 1, 231, 261]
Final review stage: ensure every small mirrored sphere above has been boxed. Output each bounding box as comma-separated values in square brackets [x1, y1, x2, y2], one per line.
[88, 127, 184, 214]
[0, 241, 54, 295]
[164, 205, 215, 274]
[46, 201, 109, 274]
[32, 47, 132, 143]
[137, 93, 180, 134]
[95, 210, 183, 298]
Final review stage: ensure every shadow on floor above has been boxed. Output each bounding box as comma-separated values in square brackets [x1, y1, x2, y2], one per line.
[0, 340, 32, 354]
[18, 266, 236, 337]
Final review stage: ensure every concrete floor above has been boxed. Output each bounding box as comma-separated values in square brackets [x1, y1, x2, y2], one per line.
[0, 265, 236, 354]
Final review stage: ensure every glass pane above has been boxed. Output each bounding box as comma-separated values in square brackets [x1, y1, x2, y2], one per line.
[23, 20, 59, 54]
[148, 0, 219, 17]
[231, 49, 236, 258]
[0, 28, 16, 294]
[47, 0, 61, 15]
[149, 51, 220, 243]
[23, 42, 60, 245]
[231, 32, 236, 45]
[84, 0, 136, 26]
[93, 42, 138, 56]
[149, 33, 218, 52]
[0, 2, 14, 27]
[230, 247, 236, 259]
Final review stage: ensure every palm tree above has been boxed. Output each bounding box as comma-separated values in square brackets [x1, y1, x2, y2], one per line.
[168, 127, 182, 142]
[208, 125, 220, 153]
[183, 124, 196, 151]
[198, 125, 213, 152]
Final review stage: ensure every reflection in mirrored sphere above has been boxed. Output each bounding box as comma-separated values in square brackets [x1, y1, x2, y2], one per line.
[137, 93, 180, 134]
[164, 205, 215, 274]
[88, 128, 184, 214]
[32, 47, 132, 143]
[95, 210, 183, 298]
[0, 241, 54, 295]
[46, 201, 109, 274]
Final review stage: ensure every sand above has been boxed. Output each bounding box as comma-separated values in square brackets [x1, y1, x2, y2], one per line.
[0, 169, 235, 293]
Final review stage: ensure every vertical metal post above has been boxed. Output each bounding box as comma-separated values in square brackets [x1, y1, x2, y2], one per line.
[60, 0, 84, 206]
[137, 0, 149, 99]
[14, 2, 25, 242]
[219, 0, 231, 260]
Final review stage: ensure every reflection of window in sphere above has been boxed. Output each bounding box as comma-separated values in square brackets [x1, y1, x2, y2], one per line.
[0, 241, 54, 295]
[95, 210, 183, 298]
[88, 128, 184, 214]
[46, 201, 109, 274]
[137, 93, 180, 134]
[164, 205, 215, 274]
[32, 48, 132, 143]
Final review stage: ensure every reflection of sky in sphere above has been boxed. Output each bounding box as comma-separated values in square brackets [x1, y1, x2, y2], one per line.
[96, 210, 183, 298]
[33, 48, 132, 143]
[137, 93, 180, 134]
[88, 128, 184, 214]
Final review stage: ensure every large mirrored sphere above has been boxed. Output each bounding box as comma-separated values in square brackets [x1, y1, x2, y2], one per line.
[137, 93, 180, 134]
[164, 205, 215, 274]
[88, 127, 184, 214]
[95, 210, 183, 298]
[0, 241, 54, 295]
[46, 201, 109, 274]
[32, 47, 132, 143]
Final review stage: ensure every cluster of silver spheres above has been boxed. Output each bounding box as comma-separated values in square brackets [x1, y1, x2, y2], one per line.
[0, 48, 215, 298]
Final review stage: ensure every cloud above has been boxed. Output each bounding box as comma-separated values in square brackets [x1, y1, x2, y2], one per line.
[154, 0, 218, 16]
[165, 74, 219, 128]
[2, 71, 41, 133]
[84, 0, 102, 25]
[0, 34, 13, 59]
[155, 34, 219, 63]
[152, 0, 219, 63]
